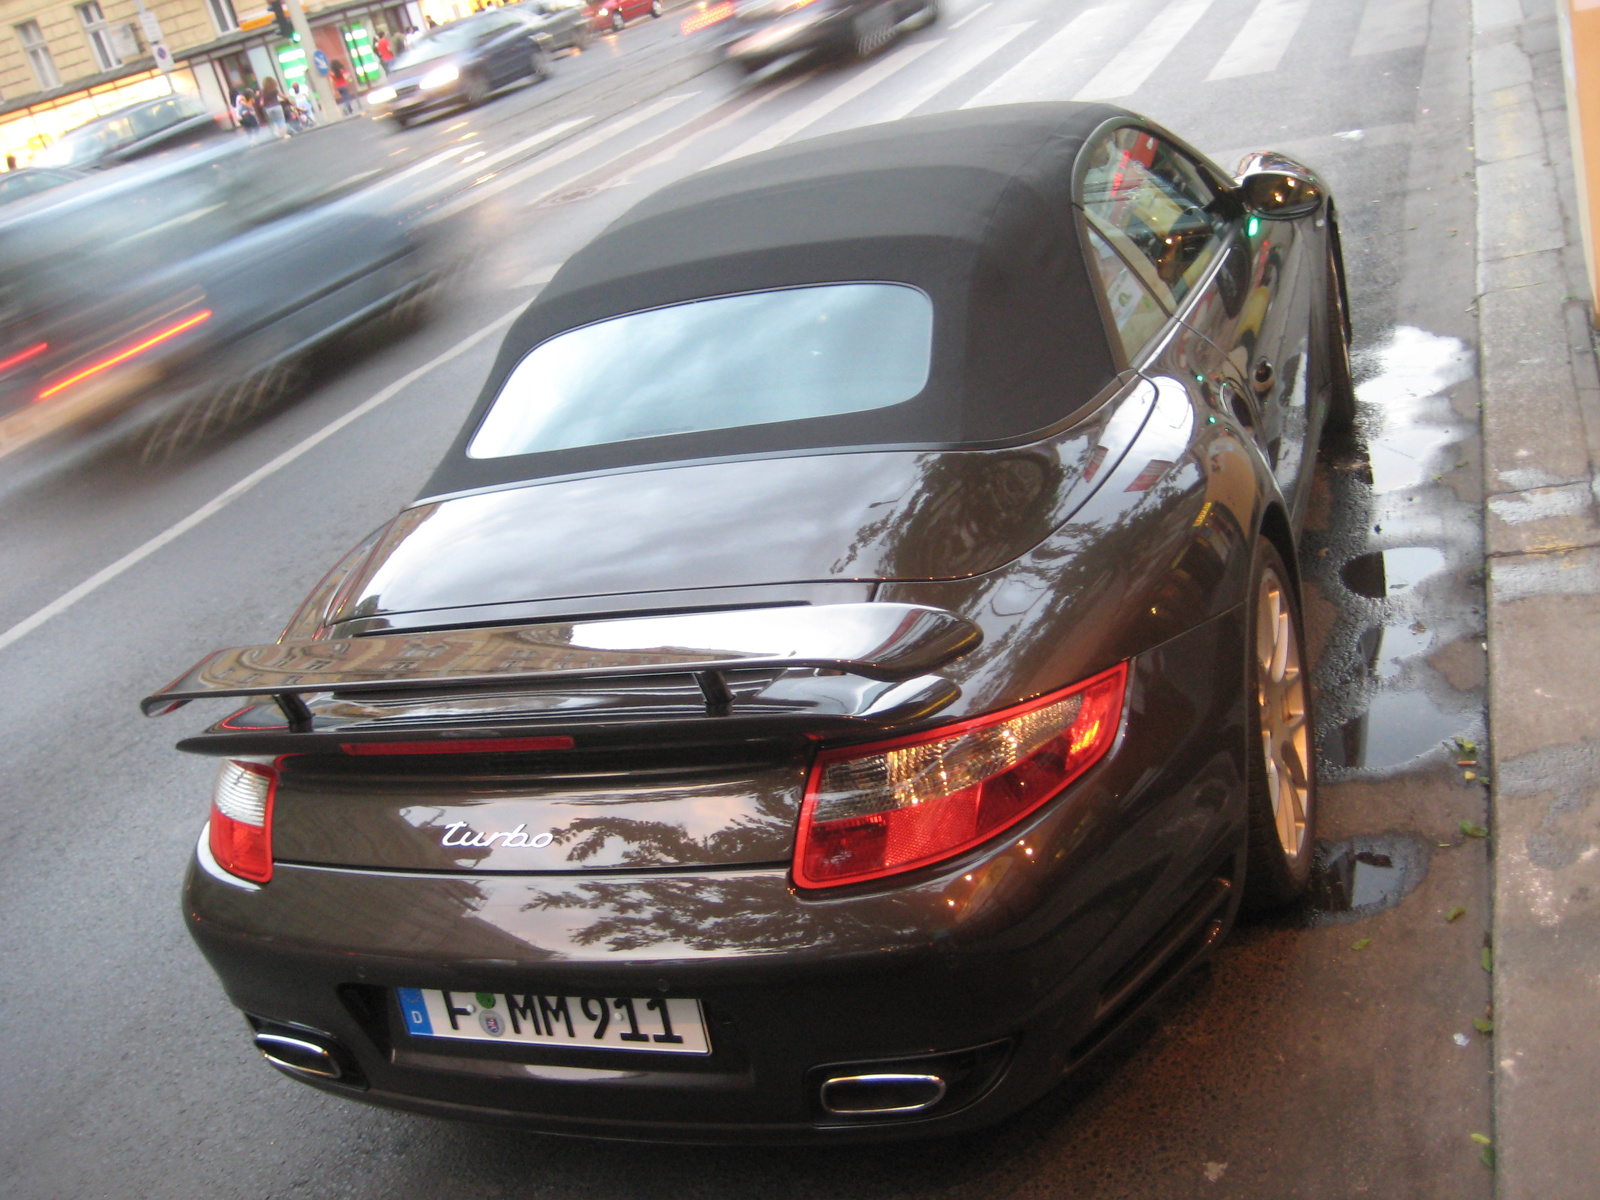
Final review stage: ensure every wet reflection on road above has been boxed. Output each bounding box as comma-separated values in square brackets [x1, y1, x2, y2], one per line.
[1306, 324, 1485, 775]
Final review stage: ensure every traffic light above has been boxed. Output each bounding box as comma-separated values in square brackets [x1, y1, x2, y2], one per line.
[268, 0, 294, 38]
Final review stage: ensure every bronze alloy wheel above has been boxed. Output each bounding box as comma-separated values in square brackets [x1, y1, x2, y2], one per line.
[1243, 537, 1316, 907]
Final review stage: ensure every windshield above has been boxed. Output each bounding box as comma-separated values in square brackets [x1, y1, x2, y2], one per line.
[467, 283, 934, 459]
[393, 17, 517, 65]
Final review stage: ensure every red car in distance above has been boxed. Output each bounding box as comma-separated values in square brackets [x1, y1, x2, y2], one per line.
[588, 0, 664, 32]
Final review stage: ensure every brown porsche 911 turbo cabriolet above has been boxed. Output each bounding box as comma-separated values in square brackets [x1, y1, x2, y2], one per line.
[146, 101, 1352, 1142]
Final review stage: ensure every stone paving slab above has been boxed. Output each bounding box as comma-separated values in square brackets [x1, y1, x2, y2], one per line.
[1474, 0, 1600, 1194]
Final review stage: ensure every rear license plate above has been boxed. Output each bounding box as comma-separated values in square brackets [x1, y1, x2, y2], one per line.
[397, 988, 710, 1055]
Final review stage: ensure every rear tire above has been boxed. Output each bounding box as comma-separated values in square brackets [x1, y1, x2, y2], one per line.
[1242, 536, 1317, 910]
[852, 5, 892, 56]
[650, 0, 663, 15]
[610, 9, 624, 30]
[530, 46, 550, 80]
[462, 70, 490, 107]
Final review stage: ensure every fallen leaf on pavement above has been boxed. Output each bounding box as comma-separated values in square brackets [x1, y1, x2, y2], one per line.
[1481, 946, 1494, 973]
[1473, 1017, 1494, 1034]
[1460, 821, 1489, 839]
[1446, 906, 1467, 922]
[1351, 937, 1371, 951]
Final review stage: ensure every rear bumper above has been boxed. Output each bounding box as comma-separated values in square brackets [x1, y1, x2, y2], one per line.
[183, 610, 1250, 1141]
[722, 13, 850, 64]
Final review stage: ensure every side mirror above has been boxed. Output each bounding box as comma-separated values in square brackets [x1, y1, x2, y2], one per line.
[1234, 152, 1324, 219]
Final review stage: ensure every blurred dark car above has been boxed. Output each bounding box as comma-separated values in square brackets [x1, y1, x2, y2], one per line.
[0, 166, 85, 206]
[589, 0, 664, 32]
[0, 131, 452, 462]
[366, 10, 553, 127]
[145, 104, 1354, 1141]
[723, 0, 935, 70]
[516, 0, 593, 47]
[28, 93, 227, 170]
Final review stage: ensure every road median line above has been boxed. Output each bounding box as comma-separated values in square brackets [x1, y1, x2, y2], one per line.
[0, 303, 527, 657]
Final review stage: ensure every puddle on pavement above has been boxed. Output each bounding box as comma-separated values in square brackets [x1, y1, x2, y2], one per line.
[1340, 547, 1449, 599]
[1326, 687, 1467, 770]
[1356, 622, 1434, 679]
[1300, 834, 1429, 926]
[1353, 326, 1474, 493]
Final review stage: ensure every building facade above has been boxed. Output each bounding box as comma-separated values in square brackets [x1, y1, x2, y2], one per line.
[0, 0, 469, 168]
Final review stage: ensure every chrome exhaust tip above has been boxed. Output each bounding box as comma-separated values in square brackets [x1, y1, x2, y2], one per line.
[818, 1072, 948, 1116]
[253, 1030, 346, 1081]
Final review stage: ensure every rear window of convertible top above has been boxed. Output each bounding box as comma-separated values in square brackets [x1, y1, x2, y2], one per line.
[466, 283, 934, 460]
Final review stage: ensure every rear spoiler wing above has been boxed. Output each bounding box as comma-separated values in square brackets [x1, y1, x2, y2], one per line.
[142, 603, 981, 734]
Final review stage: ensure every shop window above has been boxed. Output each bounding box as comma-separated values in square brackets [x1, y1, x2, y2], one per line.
[16, 21, 60, 90]
[77, 2, 121, 72]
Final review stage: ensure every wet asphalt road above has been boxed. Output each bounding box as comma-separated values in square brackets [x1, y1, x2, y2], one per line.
[0, 0, 1496, 1195]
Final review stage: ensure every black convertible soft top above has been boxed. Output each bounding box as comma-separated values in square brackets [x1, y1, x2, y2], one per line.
[424, 101, 1128, 498]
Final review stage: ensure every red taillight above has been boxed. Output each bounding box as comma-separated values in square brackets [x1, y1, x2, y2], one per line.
[209, 759, 276, 883]
[36, 309, 210, 402]
[794, 663, 1128, 889]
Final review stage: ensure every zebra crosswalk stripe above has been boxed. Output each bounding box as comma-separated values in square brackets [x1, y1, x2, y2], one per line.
[1205, 0, 1312, 81]
[1073, 0, 1222, 100]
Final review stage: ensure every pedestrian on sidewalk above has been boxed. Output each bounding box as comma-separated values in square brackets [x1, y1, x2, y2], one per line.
[290, 78, 319, 127]
[233, 87, 262, 140]
[329, 59, 355, 114]
[375, 29, 394, 71]
[260, 77, 290, 139]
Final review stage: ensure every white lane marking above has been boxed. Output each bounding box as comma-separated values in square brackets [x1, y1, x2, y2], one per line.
[711, 38, 943, 165]
[429, 92, 700, 219]
[1074, 0, 1220, 99]
[620, 71, 817, 177]
[1351, 0, 1429, 55]
[961, 6, 1120, 106]
[870, 22, 1034, 122]
[949, 1, 993, 31]
[427, 117, 592, 193]
[1205, 0, 1311, 80]
[0, 304, 527, 656]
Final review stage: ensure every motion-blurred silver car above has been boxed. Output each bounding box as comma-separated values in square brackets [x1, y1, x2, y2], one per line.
[0, 130, 453, 463]
[366, 10, 555, 128]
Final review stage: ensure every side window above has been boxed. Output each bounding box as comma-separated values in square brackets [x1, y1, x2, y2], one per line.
[1078, 127, 1230, 307]
[1085, 225, 1168, 362]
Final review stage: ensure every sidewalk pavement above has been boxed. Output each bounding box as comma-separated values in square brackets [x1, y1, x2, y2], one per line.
[1471, 0, 1600, 1195]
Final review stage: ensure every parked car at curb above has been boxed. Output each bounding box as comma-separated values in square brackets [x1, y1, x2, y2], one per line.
[145, 102, 1353, 1142]
[366, 9, 554, 127]
[0, 166, 86, 206]
[29, 93, 227, 170]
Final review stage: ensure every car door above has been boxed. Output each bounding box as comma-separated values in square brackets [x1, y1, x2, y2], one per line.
[1076, 125, 1295, 508]
[1075, 124, 1266, 542]
[479, 16, 526, 83]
